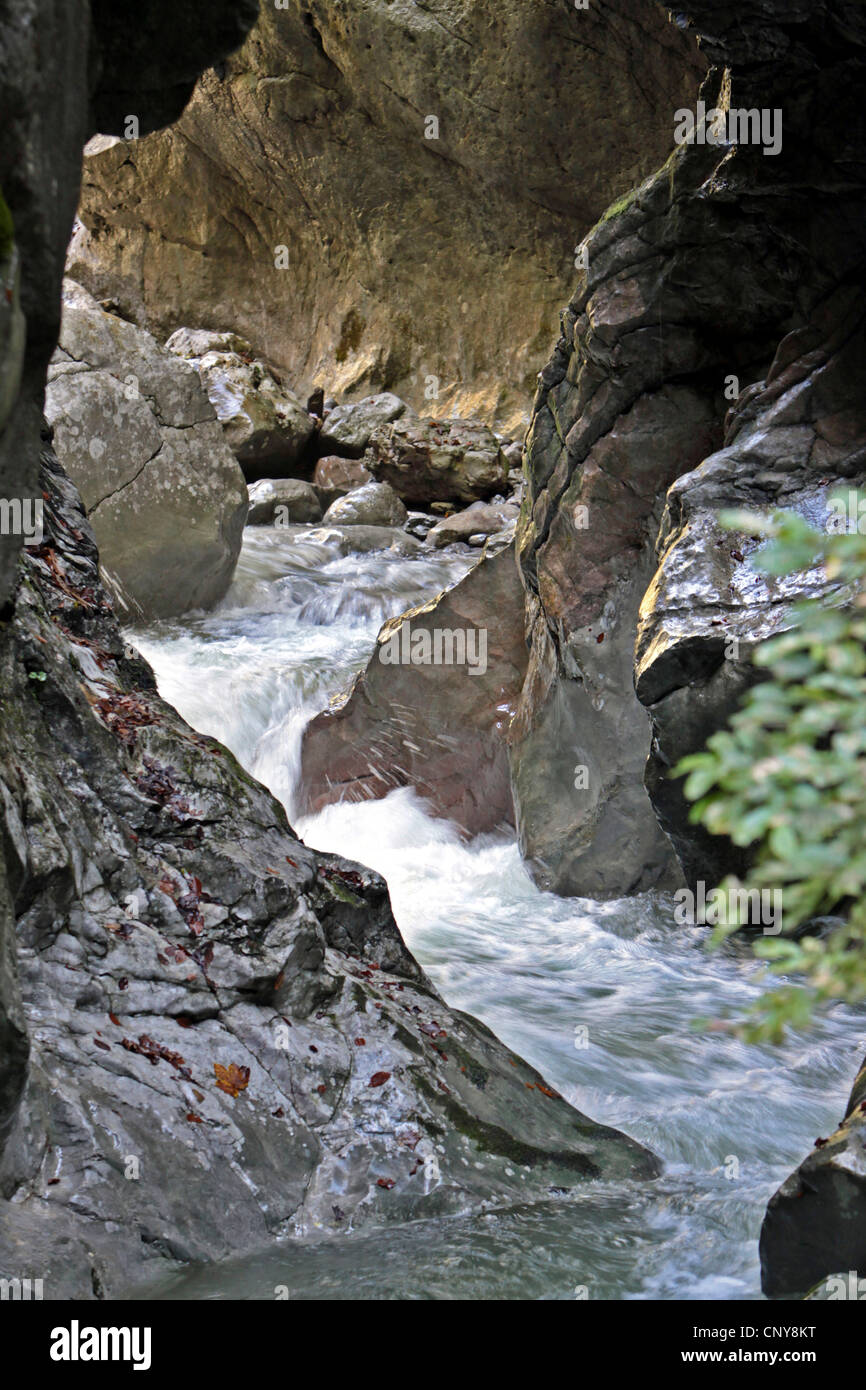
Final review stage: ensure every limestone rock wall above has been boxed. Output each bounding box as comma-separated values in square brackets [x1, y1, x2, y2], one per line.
[68, 0, 704, 435]
[0, 0, 259, 1188]
[512, 1, 866, 898]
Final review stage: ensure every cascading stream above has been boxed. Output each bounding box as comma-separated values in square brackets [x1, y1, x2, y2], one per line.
[132, 526, 865, 1300]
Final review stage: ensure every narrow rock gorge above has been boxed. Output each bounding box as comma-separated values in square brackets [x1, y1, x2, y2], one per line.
[2, 0, 866, 1315]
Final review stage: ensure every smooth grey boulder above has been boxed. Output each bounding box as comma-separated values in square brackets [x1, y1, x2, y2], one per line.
[428, 500, 518, 548]
[322, 480, 407, 528]
[44, 281, 248, 620]
[247, 477, 322, 525]
[166, 328, 315, 479]
[318, 393, 409, 458]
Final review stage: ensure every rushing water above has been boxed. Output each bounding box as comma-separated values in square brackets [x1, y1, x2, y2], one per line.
[132, 525, 865, 1300]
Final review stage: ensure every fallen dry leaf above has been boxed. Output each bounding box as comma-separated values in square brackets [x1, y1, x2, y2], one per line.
[214, 1061, 250, 1098]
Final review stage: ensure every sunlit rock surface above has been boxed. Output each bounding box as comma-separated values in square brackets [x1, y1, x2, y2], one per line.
[68, 0, 704, 433]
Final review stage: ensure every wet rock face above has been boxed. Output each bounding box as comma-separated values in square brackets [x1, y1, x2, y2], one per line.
[636, 289, 866, 886]
[68, 1, 704, 433]
[0, 0, 261, 1193]
[301, 544, 528, 836]
[512, 0, 866, 899]
[45, 283, 248, 620]
[760, 1055, 866, 1298]
[0, 456, 657, 1295]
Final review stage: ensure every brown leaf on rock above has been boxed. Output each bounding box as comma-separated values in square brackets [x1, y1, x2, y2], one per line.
[214, 1062, 250, 1097]
[368, 1071, 391, 1088]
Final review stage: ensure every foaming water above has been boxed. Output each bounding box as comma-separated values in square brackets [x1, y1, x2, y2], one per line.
[133, 525, 865, 1300]
[133, 527, 474, 815]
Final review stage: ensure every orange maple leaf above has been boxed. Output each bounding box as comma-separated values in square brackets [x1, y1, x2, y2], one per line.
[214, 1062, 250, 1097]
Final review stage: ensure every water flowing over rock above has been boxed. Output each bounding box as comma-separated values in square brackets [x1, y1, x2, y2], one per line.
[301, 544, 528, 835]
[45, 282, 248, 620]
[67, 1, 704, 432]
[0, 453, 657, 1294]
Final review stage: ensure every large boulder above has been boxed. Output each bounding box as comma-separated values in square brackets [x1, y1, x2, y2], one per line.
[247, 477, 322, 525]
[44, 282, 248, 620]
[166, 328, 315, 479]
[66, 1, 703, 433]
[322, 480, 407, 528]
[0, 452, 658, 1295]
[318, 393, 409, 458]
[301, 544, 528, 835]
[367, 416, 508, 506]
[760, 1053, 866, 1298]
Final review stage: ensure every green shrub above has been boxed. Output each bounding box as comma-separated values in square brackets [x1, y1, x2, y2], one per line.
[677, 495, 866, 1041]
